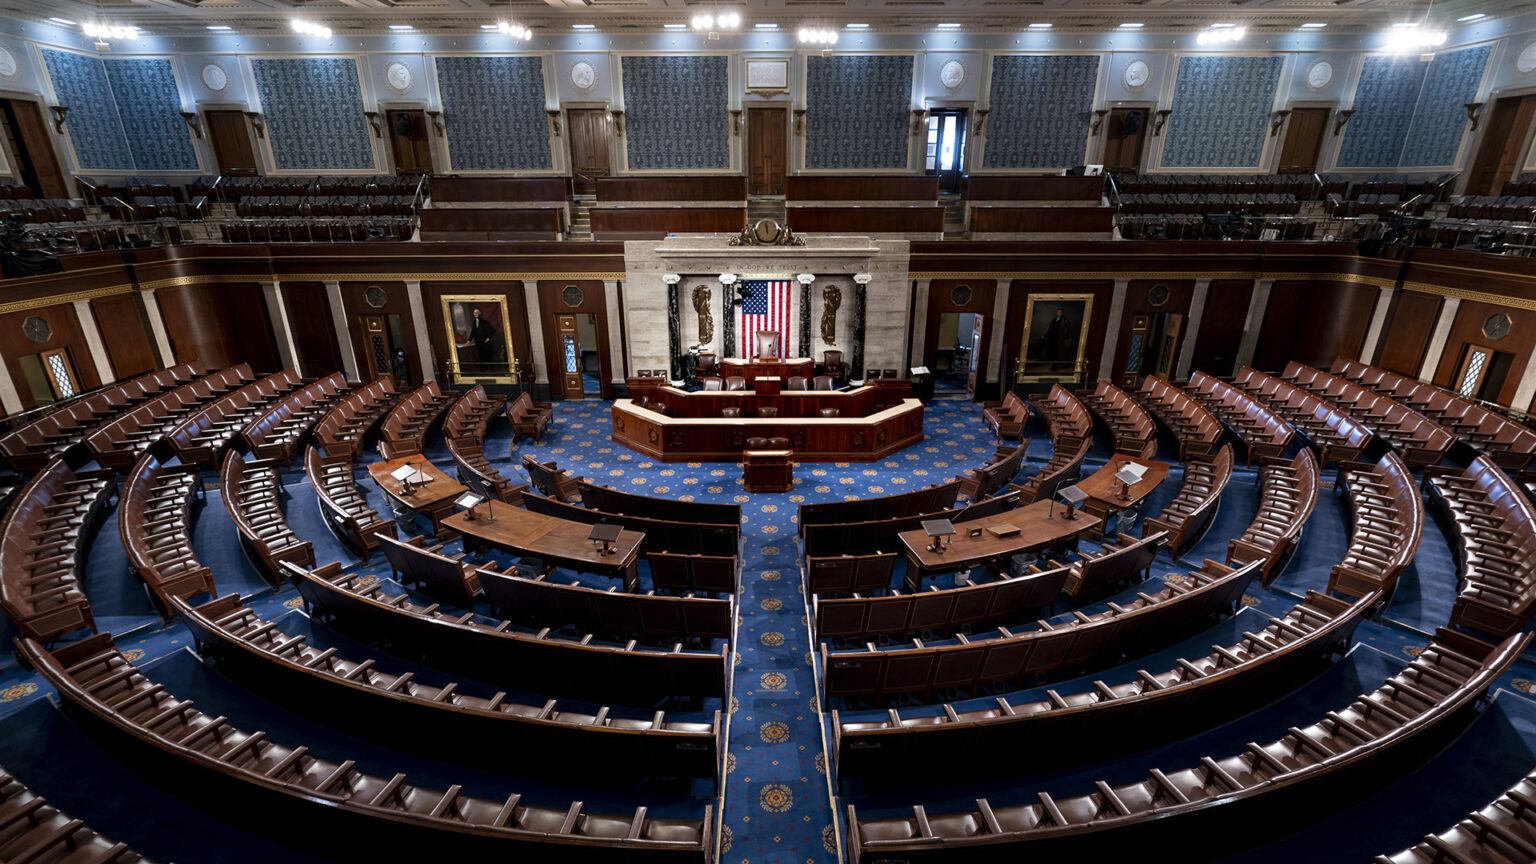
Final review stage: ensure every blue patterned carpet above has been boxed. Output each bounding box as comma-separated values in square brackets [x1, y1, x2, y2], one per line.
[1, 396, 1536, 863]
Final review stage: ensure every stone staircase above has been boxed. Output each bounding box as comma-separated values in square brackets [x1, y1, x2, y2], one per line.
[941, 192, 967, 239]
[747, 194, 786, 227]
[569, 195, 594, 240]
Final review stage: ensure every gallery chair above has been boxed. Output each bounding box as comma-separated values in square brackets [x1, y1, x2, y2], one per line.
[721, 407, 742, 418]
[758, 407, 779, 418]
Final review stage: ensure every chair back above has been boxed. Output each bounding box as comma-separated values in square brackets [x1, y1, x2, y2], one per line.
[725, 376, 747, 391]
[813, 376, 835, 391]
[787, 376, 808, 391]
[756, 330, 780, 360]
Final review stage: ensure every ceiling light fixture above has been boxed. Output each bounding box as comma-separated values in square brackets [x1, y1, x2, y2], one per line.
[663, 23, 687, 30]
[496, 20, 531, 39]
[1119, 22, 1144, 29]
[845, 23, 869, 30]
[48, 17, 76, 26]
[755, 23, 778, 30]
[1382, 23, 1447, 52]
[572, 23, 596, 30]
[1196, 23, 1245, 46]
[206, 25, 232, 31]
[290, 18, 332, 39]
[935, 22, 961, 30]
[691, 11, 740, 31]
[1027, 23, 1052, 30]
[84, 23, 140, 41]
[1299, 22, 1327, 29]
[388, 24, 413, 31]
[1457, 13, 1486, 22]
[798, 27, 838, 44]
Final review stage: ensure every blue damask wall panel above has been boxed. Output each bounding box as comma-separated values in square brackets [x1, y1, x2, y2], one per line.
[103, 58, 198, 172]
[621, 56, 729, 170]
[250, 58, 374, 172]
[806, 54, 914, 170]
[982, 55, 1099, 169]
[435, 56, 552, 171]
[1338, 57, 1431, 167]
[41, 49, 133, 171]
[1401, 45, 1491, 167]
[1162, 55, 1284, 168]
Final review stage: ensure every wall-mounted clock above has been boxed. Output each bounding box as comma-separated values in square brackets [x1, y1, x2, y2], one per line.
[1123, 60, 1150, 89]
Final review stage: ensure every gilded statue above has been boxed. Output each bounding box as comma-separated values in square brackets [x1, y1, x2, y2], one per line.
[693, 284, 714, 346]
[821, 285, 841, 345]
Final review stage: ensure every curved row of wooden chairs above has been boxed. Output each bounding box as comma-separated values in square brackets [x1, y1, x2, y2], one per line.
[18, 633, 716, 863]
[802, 491, 1023, 559]
[86, 365, 254, 470]
[799, 478, 962, 527]
[831, 589, 1374, 790]
[479, 565, 734, 643]
[172, 593, 725, 787]
[845, 628, 1528, 862]
[221, 451, 315, 584]
[304, 445, 397, 562]
[1281, 362, 1455, 467]
[507, 392, 555, 443]
[445, 386, 527, 504]
[0, 763, 161, 863]
[120, 444, 214, 614]
[813, 559, 1065, 644]
[1012, 437, 1090, 505]
[0, 362, 199, 472]
[1184, 370, 1294, 463]
[378, 381, 460, 460]
[0, 445, 115, 640]
[1231, 367, 1376, 466]
[1078, 380, 1157, 458]
[1057, 531, 1166, 601]
[1028, 384, 1093, 446]
[312, 377, 401, 458]
[1142, 444, 1233, 562]
[1326, 453, 1424, 600]
[240, 371, 350, 463]
[959, 443, 1027, 501]
[1226, 450, 1321, 583]
[521, 455, 583, 502]
[523, 493, 741, 559]
[166, 368, 308, 467]
[284, 561, 729, 705]
[1331, 357, 1536, 472]
[981, 392, 1027, 441]
[820, 558, 1260, 705]
[1136, 375, 1223, 458]
[1375, 764, 1536, 863]
[578, 481, 739, 526]
[1423, 455, 1536, 640]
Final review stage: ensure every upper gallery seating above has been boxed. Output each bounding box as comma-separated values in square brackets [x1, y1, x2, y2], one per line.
[120, 444, 216, 613]
[1184, 370, 1295, 463]
[1327, 454, 1425, 600]
[1136, 375, 1223, 457]
[830, 589, 1374, 789]
[304, 446, 396, 562]
[1227, 450, 1321, 583]
[1423, 456, 1536, 640]
[239, 372, 349, 463]
[86, 365, 255, 470]
[1142, 444, 1233, 561]
[1375, 764, 1536, 864]
[445, 386, 526, 504]
[1330, 358, 1536, 472]
[20, 633, 716, 862]
[1079, 380, 1158, 457]
[981, 392, 1027, 441]
[590, 176, 746, 241]
[963, 174, 1112, 239]
[799, 478, 962, 526]
[958, 443, 1026, 501]
[1111, 173, 1316, 241]
[0, 764, 162, 863]
[506, 392, 555, 443]
[0, 363, 200, 472]
[172, 592, 723, 786]
[0, 444, 115, 640]
[820, 557, 1258, 705]
[1280, 362, 1454, 466]
[285, 562, 728, 705]
[1231, 367, 1375, 466]
[221, 451, 314, 584]
[377, 381, 460, 459]
[166, 368, 309, 467]
[419, 177, 570, 242]
[786, 176, 943, 239]
[313, 377, 402, 458]
[844, 627, 1527, 861]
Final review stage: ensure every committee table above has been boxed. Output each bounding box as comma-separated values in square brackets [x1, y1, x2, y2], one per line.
[899, 500, 1103, 590]
[443, 499, 644, 590]
[367, 454, 468, 538]
[720, 358, 815, 381]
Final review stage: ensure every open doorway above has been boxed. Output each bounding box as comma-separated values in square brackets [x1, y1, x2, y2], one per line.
[1102, 108, 1149, 175]
[926, 109, 968, 193]
[1451, 342, 1515, 403]
[1118, 311, 1184, 388]
[575, 313, 602, 395]
[934, 312, 976, 394]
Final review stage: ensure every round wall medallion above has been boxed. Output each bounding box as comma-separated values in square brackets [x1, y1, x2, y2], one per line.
[22, 315, 50, 344]
[0, 48, 18, 79]
[385, 61, 413, 92]
[939, 59, 966, 90]
[1148, 283, 1170, 306]
[571, 60, 597, 92]
[201, 63, 228, 92]
[365, 285, 388, 308]
[1519, 43, 1536, 74]
[1306, 60, 1333, 91]
[1123, 59, 1150, 90]
[1484, 312, 1512, 341]
[950, 283, 972, 306]
[562, 285, 585, 307]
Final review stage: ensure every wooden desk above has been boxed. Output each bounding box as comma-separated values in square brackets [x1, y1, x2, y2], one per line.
[611, 397, 924, 462]
[721, 358, 814, 381]
[444, 499, 644, 590]
[1075, 456, 1172, 525]
[743, 449, 793, 493]
[367, 455, 468, 538]
[898, 500, 1101, 590]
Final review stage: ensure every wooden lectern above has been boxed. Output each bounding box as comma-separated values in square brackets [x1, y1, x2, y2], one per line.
[743, 448, 793, 492]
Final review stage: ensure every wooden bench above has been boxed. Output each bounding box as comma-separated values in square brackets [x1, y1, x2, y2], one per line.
[813, 561, 1069, 643]
[1233, 367, 1376, 466]
[800, 479, 962, 527]
[478, 566, 733, 642]
[648, 551, 739, 595]
[959, 443, 1027, 501]
[378, 381, 460, 460]
[1424, 455, 1536, 640]
[1029, 384, 1093, 445]
[221, 451, 314, 585]
[445, 385, 527, 505]
[981, 392, 1028, 441]
[169, 368, 309, 467]
[523, 494, 740, 558]
[1375, 764, 1536, 863]
[507, 392, 555, 443]
[0, 762, 163, 863]
[313, 378, 402, 458]
[120, 444, 215, 614]
[578, 481, 740, 525]
[378, 533, 481, 606]
[1282, 362, 1454, 467]
[1055, 530, 1166, 600]
[1227, 450, 1321, 584]
[521, 455, 583, 502]
[1079, 380, 1158, 457]
[303, 446, 396, 562]
[1327, 453, 1424, 600]
[1013, 438, 1091, 505]
[86, 365, 255, 470]
[1137, 374, 1223, 458]
[1142, 444, 1233, 561]
[241, 372, 349, 463]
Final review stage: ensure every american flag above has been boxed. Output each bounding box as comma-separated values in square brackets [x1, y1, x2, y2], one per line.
[738, 279, 792, 358]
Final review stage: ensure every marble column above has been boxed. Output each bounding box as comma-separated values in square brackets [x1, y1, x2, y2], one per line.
[603, 279, 625, 384]
[138, 288, 175, 367]
[720, 276, 737, 360]
[853, 274, 870, 379]
[71, 299, 114, 385]
[521, 281, 547, 385]
[910, 279, 931, 368]
[1175, 278, 1210, 380]
[1233, 279, 1274, 371]
[404, 280, 437, 382]
[0, 358, 21, 414]
[664, 275, 682, 380]
[324, 281, 361, 382]
[1357, 286, 1396, 365]
[1509, 345, 1536, 409]
[1097, 279, 1130, 381]
[260, 281, 299, 371]
[1420, 297, 1462, 382]
[797, 273, 815, 358]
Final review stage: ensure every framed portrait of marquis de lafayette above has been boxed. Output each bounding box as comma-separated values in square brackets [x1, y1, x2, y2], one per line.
[441, 294, 515, 383]
[1019, 293, 1094, 383]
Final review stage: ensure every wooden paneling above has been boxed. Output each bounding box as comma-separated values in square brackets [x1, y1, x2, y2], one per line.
[1253, 280, 1377, 372]
[785, 176, 938, 202]
[0, 304, 100, 409]
[1002, 280, 1117, 383]
[969, 207, 1116, 234]
[205, 110, 258, 175]
[567, 108, 611, 195]
[1189, 279, 1253, 377]
[748, 107, 787, 196]
[1110, 280, 1196, 378]
[538, 280, 611, 400]
[156, 282, 279, 373]
[1433, 298, 1536, 405]
[282, 281, 343, 379]
[90, 293, 157, 379]
[6, 100, 67, 198]
[787, 206, 943, 234]
[590, 207, 745, 240]
[1467, 96, 1536, 196]
[1376, 289, 1442, 376]
[386, 109, 433, 175]
[965, 175, 1104, 202]
[1102, 108, 1147, 175]
[1276, 108, 1330, 175]
[418, 208, 564, 240]
[339, 281, 421, 384]
[596, 176, 747, 203]
[430, 177, 570, 204]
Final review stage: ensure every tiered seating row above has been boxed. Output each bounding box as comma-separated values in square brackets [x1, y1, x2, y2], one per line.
[120, 446, 214, 612]
[1327, 454, 1425, 600]
[577, 481, 739, 526]
[1185, 370, 1295, 463]
[1029, 385, 1093, 445]
[479, 566, 733, 643]
[86, 365, 255, 470]
[1282, 362, 1453, 467]
[221, 451, 314, 584]
[1232, 367, 1375, 465]
[1013, 438, 1091, 505]
[1137, 375, 1223, 457]
[959, 442, 1026, 501]
[522, 456, 582, 502]
[508, 392, 555, 443]
[1079, 380, 1158, 457]
[304, 446, 397, 562]
[1143, 444, 1233, 561]
[1376, 764, 1536, 864]
[981, 392, 1027, 441]
[241, 372, 349, 463]
[20, 633, 715, 863]
[1227, 450, 1321, 583]
[524, 494, 740, 558]
[846, 628, 1527, 861]
[799, 478, 962, 527]
[168, 368, 310, 467]
[801, 491, 1022, 559]
[312, 378, 402, 459]
[813, 562, 1068, 643]
[0, 764, 162, 863]
[378, 381, 460, 459]
[1424, 456, 1536, 639]
[1058, 531, 1166, 601]
[445, 386, 525, 505]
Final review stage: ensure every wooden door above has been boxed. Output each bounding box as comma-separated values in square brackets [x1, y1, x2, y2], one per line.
[387, 109, 433, 175]
[1276, 108, 1330, 174]
[360, 315, 395, 382]
[205, 110, 259, 174]
[556, 314, 585, 398]
[1102, 108, 1148, 175]
[1154, 313, 1183, 378]
[567, 108, 612, 195]
[1467, 96, 1536, 196]
[1453, 343, 1495, 400]
[748, 107, 787, 195]
[929, 110, 968, 194]
[4, 100, 67, 198]
[965, 315, 985, 399]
